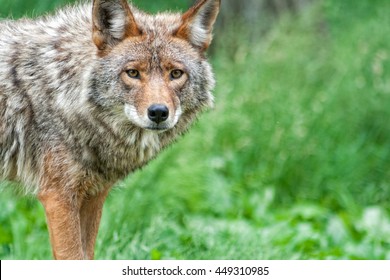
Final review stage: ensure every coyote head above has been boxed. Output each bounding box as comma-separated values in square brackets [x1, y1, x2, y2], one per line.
[89, 0, 220, 132]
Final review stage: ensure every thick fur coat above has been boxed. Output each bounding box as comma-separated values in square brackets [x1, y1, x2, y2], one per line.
[0, 0, 220, 259]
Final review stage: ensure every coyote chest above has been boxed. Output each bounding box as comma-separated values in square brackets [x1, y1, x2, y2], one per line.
[78, 122, 164, 180]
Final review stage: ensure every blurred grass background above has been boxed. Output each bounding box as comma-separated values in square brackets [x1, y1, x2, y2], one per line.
[1, 0, 390, 259]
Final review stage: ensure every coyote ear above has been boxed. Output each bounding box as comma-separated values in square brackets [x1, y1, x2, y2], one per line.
[92, 0, 141, 51]
[176, 0, 221, 51]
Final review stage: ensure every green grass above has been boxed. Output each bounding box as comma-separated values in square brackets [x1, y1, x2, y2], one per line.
[0, 0, 191, 18]
[1, 0, 390, 259]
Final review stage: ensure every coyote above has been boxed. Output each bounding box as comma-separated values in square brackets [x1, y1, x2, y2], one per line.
[0, 0, 220, 259]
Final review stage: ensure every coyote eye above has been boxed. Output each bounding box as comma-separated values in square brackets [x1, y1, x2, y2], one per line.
[126, 69, 140, 79]
[170, 69, 184, 80]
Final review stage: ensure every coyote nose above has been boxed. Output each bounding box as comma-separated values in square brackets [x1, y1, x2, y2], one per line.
[148, 104, 169, 124]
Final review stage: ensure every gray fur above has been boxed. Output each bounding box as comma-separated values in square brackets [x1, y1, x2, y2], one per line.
[0, 1, 217, 195]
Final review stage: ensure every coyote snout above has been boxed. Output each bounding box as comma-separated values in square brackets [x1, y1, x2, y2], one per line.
[0, 0, 220, 260]
[148, 104, 170, 124]
[125, 101, 182, 131]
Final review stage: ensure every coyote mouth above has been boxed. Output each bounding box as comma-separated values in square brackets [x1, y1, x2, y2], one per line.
[145, 125, 171, 132]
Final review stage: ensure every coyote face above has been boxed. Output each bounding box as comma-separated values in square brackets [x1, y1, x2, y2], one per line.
[89, 0, 217, 132]
[92, 30, 213, 132]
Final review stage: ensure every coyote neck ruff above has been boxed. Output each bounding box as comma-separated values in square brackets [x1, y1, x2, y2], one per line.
[0, 0, 220, 259]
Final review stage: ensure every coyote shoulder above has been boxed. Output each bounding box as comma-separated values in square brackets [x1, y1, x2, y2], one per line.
[0, 0, 220, 259]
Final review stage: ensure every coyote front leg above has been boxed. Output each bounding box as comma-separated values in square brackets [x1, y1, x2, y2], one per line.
[39, 185, 109, 260]
[38, 189, 84, 260]
[80, 189, 110, 260]
[38, 150, 109, 260]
